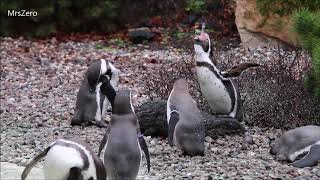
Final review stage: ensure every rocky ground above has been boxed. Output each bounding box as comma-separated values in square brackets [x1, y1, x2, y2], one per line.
[1, 37, 319, 179]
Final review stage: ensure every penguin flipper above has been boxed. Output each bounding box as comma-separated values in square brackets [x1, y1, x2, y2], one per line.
[291, 144, 320, 168]
[168, 111, 179, 147]
[221, 63, 260, 78]
[21, 146, 51, 180]
[98, 128, 110, 157]
[138, 135, 151, 173]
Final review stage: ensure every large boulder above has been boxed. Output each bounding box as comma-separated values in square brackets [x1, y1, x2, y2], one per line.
[128, 27, 155, 44]
[235, 0, 298, 50]
[136, 100, 245, 139]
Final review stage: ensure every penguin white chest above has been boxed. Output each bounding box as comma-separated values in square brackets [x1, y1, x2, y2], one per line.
[44, 146, 83, 180]
[196, 66, 232, 114]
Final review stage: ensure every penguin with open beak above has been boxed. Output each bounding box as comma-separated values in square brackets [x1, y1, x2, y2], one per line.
[71, 59, 120, 127]
[21, 138, 106, 180]
[98, 90, 150, 180]
[167, 78, 205, 156]
[193, 24, 259, 121]
[270, 125, 320, 168]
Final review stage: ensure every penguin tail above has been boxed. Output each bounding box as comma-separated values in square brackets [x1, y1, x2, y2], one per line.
[21, 146, 51, 180]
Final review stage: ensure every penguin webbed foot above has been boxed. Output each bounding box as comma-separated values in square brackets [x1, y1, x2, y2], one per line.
[91, 120, 109, 128]
[72, 119, 109, 128]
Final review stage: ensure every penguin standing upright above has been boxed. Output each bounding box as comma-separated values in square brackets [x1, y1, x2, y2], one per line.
[193, 25, 259, 121]
[71, 59, 120, 127]
[270, 125, 320, 168]
[98, 90, 150, 180]
[21, 138, 106, 180]
[167, 78, 205, 156]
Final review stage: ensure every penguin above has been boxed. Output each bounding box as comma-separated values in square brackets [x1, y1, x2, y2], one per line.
[270, 125, 320, 168]
[193, 25, 259, 121]
[167, 78, 205, 156]
[98, 90, 150, 180]
[21, 138, 106, 180]
[71, 59, 120, 127]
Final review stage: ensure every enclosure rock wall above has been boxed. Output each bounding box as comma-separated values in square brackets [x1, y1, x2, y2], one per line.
[235, 0, 298, 50]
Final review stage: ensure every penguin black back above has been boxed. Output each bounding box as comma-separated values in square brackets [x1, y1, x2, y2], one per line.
[99, 90, 151, 179]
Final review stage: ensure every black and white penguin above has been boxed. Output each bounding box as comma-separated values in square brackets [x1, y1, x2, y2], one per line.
[270, 125, 320, 168]
[21, 138, 106, 180]
[167, 78, 205, 156]
[98, 90, 150, 179]
[193, 26, 259, 121]
[71, 59, 119, 127]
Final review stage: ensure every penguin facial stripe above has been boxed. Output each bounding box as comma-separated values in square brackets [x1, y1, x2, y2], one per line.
[289, 141, 320, 161]
[129, 91, 135, 113]
[95, 82, 103, 121]
[59, 139, 97, 180]
[100, 59, 107, 75]
[54, 140, 89, 170]
[101, 97, 109, 118]
[109, 62, 120, 90]
[167, 88, 175, 124]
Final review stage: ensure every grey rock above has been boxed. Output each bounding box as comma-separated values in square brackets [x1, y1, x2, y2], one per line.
[128, 27, 155, 44]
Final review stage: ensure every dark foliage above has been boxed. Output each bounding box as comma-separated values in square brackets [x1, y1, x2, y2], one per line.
[1, 0, 120, 37]
[293, 10, 320, 96]
[256, 0, 320, 16]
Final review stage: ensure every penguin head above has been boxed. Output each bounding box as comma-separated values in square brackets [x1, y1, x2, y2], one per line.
[110, 90, 138, 126]
[87, 59, 109, 88]
[173, 78, 189, 93]
[112, 90, 135, 115]
[194, 29, 211, 56]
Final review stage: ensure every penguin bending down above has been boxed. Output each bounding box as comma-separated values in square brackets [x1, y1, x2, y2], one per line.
[71, 59, 119, 127]
[270, 125, 320, 168]
[21, 138, 106, 180]
[98, 90, 150, 180]
[167, 78, 205, 156]
[193, 27, 259, 121]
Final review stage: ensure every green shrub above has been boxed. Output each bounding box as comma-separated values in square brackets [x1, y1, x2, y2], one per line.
[293, 10, 320, 96]
[256, 0, 320, 16]
[185, 0, 207, 14]
[0, 0, 120, 37]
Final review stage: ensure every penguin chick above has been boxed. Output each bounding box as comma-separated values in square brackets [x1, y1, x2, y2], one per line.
[167, 78, 205, 156]
[270, 125, 320, 168]
[71, 59, 119, 128]
[98, 90, 151, 180]
[21, 138, 106, 180]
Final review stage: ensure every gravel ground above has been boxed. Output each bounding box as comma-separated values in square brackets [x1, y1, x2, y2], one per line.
[1, 37, 319, 179]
